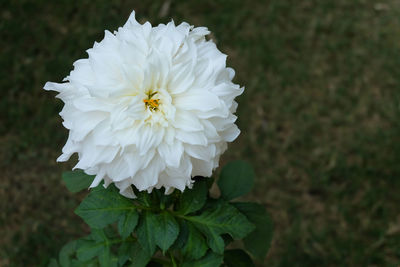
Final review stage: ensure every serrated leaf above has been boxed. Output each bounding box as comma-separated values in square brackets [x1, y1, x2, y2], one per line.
[59, 240, 77, 267]
[76, 230, 109, 262]
[118, 242, 131, 266]
[120, 241, 152, 267]
[118, 210, 139, 239]
[178, 180, 208, 215]
[218, 161, 255, 200]
[98, 250, 118, 267]
[154, 212, 179, 252]
[76, 239, 104, 262]
[98, 249, 110, 267]
[224, 249, 255, 267]
[233, 202, 273, 261]
[187, 201, 255, 254]
[171, 219, 189, 250]
[182, 251, 223, 267]
[136, 211, 157, 255]
[62, 170, 94, 193]
[90, 228, 109, 242]
[75, 185, 135, 229]
[182, 222, 208, 260]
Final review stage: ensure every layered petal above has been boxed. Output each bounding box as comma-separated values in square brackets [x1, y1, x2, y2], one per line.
[44, 10, 244, 197]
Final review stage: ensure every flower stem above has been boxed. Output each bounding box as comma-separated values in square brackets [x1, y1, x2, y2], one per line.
[169, 251, 178, 267]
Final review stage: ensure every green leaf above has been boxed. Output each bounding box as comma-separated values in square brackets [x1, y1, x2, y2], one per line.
[136, 211, 158, 255]
[182, 251, 223, 267]
[217, 161, 255, 200]
[75, 185, 135, 229]
[182, 222, 208, 260]
[233, 202, 273, 261]
[224, 249, 255, 267]
[178, 180, 208, 215]
[48, 258, 59, 267]
[118, 210, 139, 239]
[98, 249, 118, 267]
[62, 170, 94, 193]
[59, 240, 77, 267]
[70, 259, 97, 267]
[170, 219, 189, 250]
[76, 229, 110, 262]
[124, 241, 152, 267]
[154, 212, 179, 252]
[187, 201, 255, 254]
[76, 239, 104, 262]
[118, 242, 131, 266]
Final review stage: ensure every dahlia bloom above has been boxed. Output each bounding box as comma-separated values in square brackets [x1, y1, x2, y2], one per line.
[44, 11, 243, 198]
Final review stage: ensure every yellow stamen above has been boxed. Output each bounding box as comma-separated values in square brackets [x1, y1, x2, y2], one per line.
[143, 98, 160, 110]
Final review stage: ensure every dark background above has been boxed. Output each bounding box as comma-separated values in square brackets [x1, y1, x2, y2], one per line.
[1, 0, 400, 266]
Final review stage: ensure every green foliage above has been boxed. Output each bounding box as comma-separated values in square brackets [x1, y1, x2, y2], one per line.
[177, 180, 208, 215]
[75, 185, 136, 229]
[182, 251, 224, 267]
[118, 241, 152, 267]
[234, 202, 274, 261]
[218, 161, 255, 200]
[59, 240, 78, 267]
[136, 211, 158, 255]
[118, 210, 139, 239]
[56, 230, 119, 266]
[153, 212, 179, 252]
[4, 0, 400, 266]
[62, 170, 94, 193]
[181, 222, 208, 260]
[54, 161, 271, 266]
[186, 200, 255, 254]
[224, 249, 255, 267]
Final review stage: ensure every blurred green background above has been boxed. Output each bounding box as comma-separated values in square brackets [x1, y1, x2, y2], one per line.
[1, 0, 400, 266]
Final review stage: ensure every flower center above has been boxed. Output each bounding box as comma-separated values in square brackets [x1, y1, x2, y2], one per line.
[143, 91, 160, 111]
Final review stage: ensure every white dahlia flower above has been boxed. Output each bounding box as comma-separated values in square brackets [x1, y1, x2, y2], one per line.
[44, 11, 243, 198]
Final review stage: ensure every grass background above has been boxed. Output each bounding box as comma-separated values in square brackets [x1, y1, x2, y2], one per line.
[1, 0, 400, 266]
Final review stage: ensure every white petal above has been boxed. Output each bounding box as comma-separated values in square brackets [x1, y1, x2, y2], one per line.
[172, 110, 203, 132]
[174, 90, 220, 112]
[191, 158, 214, 177]
[175, 130, 208, 146]
[184, 144, 216, 161]
[157, 141, 184, 168]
